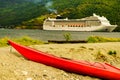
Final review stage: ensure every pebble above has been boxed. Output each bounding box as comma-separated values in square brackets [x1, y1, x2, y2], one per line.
[21, 71, 28, 76]
[62, 73, 69, 77]
[26, 77, 32, 80]
[43, 70, 47, 72]
[43, 74, 48, 77]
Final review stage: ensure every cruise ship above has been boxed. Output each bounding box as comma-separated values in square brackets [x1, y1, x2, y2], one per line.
[43, 14, 117, 32]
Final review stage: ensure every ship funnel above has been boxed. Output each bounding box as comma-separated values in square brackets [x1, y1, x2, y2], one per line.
[56, 15, 63, 19]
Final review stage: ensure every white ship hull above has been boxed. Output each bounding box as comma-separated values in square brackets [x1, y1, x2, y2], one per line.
[43, 25, 117, 32]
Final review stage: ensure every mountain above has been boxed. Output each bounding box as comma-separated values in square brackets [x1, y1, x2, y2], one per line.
[0, 0, 48, 27]
[0, 0, 120, 31]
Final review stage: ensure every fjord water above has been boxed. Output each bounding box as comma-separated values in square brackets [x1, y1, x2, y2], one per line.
[0, 29, 120, 42]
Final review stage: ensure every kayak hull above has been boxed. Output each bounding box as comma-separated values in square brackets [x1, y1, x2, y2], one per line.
[8, 40, 120, 79]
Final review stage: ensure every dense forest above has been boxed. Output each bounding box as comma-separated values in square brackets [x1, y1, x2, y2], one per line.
[0, 0, 120, 31]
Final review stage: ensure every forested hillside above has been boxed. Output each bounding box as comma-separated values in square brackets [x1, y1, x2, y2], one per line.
[0, 0, 120, 31]
[0, 0, 48, 27]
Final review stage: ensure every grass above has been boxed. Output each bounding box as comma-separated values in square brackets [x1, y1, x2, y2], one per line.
[87, 36, 120, 43]
[0, 36, 45, 47]
[108, 50, 117, 56]
[0, 37, 9, 47]
[63, 33, 71, 41]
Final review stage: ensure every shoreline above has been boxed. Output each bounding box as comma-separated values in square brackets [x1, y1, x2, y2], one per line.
[1, 42, 120, 80]
[1, 29, 120, 42]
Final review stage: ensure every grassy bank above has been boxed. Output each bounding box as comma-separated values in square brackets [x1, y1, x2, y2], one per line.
[87, 36, 120, 43]
[0, 36, 44, 47]
[1, 35, 120, 47]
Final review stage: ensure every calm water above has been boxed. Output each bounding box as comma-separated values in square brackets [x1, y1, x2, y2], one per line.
[0, 29, 120, 42]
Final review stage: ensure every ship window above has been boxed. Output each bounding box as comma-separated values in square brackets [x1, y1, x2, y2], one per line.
[81, 24, 83, 27]
[79, 24, 81, 27]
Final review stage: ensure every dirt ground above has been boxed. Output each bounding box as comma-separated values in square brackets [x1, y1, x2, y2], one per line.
[1, 42, 120, 80]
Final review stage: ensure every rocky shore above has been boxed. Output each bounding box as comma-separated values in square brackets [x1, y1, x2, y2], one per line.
[1, 42, 120, 80]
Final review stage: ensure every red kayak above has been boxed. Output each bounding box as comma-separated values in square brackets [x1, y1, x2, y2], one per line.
[8, 40, 120, 79]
